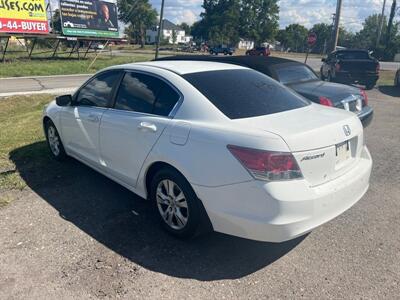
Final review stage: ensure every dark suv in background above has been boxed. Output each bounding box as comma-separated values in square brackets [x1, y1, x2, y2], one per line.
[321, 49, 380, 89]
[209, 45, 235, 55]
[246, 46, 271, 56]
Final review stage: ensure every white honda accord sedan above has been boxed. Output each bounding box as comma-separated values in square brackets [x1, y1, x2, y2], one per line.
[43, 61, 372, 242]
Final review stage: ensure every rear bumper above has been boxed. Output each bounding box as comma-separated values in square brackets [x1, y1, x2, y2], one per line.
[358, 106, 374, 128]
[193, 146, 372, 243]
[336, 71, 379, 83]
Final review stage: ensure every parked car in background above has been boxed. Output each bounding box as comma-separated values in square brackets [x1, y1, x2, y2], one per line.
[44, 61, 372, 243]
[209, 45, 235, 55]
[395, 68, 400, 87]
[320, 49, 380, 90]
[157, 56, 374, 127]
[246, 46, 271, 56]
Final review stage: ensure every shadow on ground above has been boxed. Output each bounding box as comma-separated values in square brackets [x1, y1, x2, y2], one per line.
[10, 141, 305, 281]
[378, 85, 400, 97]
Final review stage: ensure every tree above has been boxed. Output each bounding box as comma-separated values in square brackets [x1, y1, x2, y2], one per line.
[178, 22, 191, 34]
[239, 0, 279, 45]
[118, 0, 157, 48]
[276, 24, 308, 53]
[171, 30, 177, 44]
[192, 0, 279, 46]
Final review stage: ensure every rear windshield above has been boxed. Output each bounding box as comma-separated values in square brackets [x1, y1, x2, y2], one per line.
[275, 64, 319, 84]
[336, 51, 370, 60]
[183, 69, 310, 119]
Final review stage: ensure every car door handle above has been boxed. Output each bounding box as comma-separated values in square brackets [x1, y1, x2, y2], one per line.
[87, 114, 100, 123]
[138, 122, 157, 132]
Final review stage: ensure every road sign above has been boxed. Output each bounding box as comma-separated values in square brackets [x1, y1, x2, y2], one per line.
[307, 32, 317, 47]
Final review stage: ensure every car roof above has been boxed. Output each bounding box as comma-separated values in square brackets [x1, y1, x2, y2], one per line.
[113, 60, 248, 75]
[155, 55, 304, 77]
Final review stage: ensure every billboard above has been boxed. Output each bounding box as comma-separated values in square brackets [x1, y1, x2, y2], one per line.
[0, 0, 49, 34]
[60, 0, 119, 38]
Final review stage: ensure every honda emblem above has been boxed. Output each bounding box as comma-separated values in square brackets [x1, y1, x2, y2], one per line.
[343, 125, 351, 137]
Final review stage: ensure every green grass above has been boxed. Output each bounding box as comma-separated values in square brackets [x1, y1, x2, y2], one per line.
[0, 54, 153, 78]
[378, 70, 396, 86]
[0, 95, 53, 193]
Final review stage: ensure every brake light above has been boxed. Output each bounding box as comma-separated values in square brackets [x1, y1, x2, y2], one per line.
[335, 63, 341, 72]
[319, 96, 333, 107]
[227, 145, 303, 181]
[360, 89, 368, 106]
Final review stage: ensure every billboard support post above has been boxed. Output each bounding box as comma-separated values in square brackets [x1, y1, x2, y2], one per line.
[28, 38, 38, 59]
[1, 36, 10, 62]
[84, 41, 94, 58]
[52, 40, 61, 58]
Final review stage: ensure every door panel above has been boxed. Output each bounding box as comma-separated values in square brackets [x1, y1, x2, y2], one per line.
[60, 106, 106, 165]
[99, 110, 170, 187]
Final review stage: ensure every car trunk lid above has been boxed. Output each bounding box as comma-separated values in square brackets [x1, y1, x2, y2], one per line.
[234, 104, 364, 186]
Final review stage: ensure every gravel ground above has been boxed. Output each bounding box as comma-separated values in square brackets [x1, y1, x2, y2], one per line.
[0, 87, 399, 299]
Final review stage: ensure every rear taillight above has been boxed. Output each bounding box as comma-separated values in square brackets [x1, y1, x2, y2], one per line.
[319, 96, 333, 107]
[360, 89, 368, 106]
[335, 63, 341, 72]
[227, 145, 303, 181]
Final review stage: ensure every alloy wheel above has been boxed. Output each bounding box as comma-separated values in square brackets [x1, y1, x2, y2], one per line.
[156, 179, 189, 230]
[47, 125, 61, 156]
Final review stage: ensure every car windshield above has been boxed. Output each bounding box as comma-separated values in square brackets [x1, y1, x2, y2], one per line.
[336, 51, 370, 60]
[274, 64, 319, 85]
[183, 69, 310, 120]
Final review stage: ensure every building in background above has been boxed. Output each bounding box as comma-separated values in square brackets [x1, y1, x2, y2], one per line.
[237, 39, 254, 50]
[146, 19, 192, 44]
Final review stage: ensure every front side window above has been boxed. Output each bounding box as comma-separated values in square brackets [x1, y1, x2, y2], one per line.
[183, 69, 310, 120]
[76, 71, 120, 107]
[275, 64, 319, 84]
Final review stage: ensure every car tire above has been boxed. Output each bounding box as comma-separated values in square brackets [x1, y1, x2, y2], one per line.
[223, 51, 228, 55]
[327, 72, 333, 82]
[320, 68, 326, 81]
[395, 72, 400, 87]
[209, 50, 213, 55]
[150, 167, 202, 239]
[45, 119, 67, 161]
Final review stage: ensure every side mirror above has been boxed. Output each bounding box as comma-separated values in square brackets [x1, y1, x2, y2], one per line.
[56, 94, 72, 106]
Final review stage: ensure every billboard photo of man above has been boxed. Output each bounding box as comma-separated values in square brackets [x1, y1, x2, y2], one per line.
[97, 1, 118, 30]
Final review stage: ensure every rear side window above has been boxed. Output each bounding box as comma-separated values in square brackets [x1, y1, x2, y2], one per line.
[115, 72, 180, 116]
[115, 72, 161, 113]
[183, 69, 310, 119]
[76, 71, 120, 107]
[153, 82, 181, 116]
[336, 51, 370, 60]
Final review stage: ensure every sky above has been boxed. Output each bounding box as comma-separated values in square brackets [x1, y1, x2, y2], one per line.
[149, 0, 395, 32]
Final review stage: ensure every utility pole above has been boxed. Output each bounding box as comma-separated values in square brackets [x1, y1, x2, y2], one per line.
[331, 0, 343, 52]
[155, 0, 165, 60]
[376, 0, 387, 47]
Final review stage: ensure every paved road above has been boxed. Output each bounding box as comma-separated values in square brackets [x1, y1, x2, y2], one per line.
[0, 88, 399, 298]
[0, 74, 89, 97]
